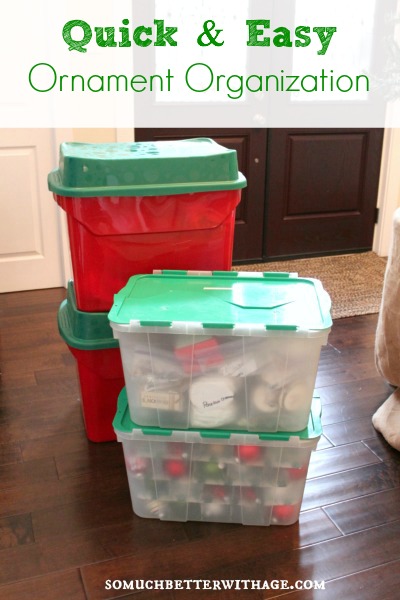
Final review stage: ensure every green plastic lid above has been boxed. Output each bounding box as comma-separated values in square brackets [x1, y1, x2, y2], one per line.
[108, 271, 332, 333]
[113, 387, 322, 443]
[58, 281, 119, 350]
[48, 138, 247, 198]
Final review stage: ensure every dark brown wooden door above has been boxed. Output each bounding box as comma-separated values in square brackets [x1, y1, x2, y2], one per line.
[135, 127, 384, 263]
[264, 128, 384, 259]
[134, 128, 267, 263]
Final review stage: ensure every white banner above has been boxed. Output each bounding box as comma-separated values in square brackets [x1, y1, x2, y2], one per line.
[2, 0, 400, 127]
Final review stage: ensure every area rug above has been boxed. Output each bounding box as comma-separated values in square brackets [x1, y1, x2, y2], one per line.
[233, 252, 387, 320]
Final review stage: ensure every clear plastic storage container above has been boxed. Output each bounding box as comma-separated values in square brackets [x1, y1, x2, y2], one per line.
[48, 139, 246, 312]
[114, 389, 322, 526]
[108, 270, 331, 432]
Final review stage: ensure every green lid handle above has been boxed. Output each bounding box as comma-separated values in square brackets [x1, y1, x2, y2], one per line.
[259, 432, 290, 441]
[265, 324, 298, 331]
[159, 270, 188, 275]
[142, 427, 173, 437]
[139, 320, 172, 327]
[262, 272, 297, 279]
[200, 431, 231, 439]
[202, 322, 235, 329]
[212, 271, 239, 277]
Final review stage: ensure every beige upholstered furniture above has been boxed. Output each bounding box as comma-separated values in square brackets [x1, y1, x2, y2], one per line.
[373, 208, 400, 450]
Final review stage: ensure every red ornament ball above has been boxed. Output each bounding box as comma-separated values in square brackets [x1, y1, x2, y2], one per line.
[164, 459, 187, 478]
[237, 445, 262, 462]
[287, 465, 308, 480]
[272, 504, 298, 523]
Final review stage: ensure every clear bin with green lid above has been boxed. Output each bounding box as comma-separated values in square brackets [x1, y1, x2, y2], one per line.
[108, 270, 331, 432]
[58, 281, 124, 442]
[48, 138, 246, 312]
[113, 388, 322, 526]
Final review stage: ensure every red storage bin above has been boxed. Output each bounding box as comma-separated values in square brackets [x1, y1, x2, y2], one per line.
[58, 281, 124, 442]
[67, 345, 123, 442]
[56, 189, 241, 312]
[49, 139, 246, 312]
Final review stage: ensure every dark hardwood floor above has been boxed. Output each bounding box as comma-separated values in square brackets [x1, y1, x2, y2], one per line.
[0, 288, 399, 600]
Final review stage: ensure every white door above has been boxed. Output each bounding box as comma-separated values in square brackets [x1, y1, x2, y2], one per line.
[0, 129, 70, 292]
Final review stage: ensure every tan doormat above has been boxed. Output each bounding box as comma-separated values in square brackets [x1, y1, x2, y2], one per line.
[233, 252, 387, 320]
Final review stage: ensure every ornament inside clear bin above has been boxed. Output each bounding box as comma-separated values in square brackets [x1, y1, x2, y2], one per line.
[236, 444, 263, 463]
[163, 458, 188, 479]
[271, 502, 302, 525]
[125, 455, 151, 477]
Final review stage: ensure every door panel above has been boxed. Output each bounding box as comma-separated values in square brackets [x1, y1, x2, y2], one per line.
[135, 127, 384, 262]
[264, 128, 384, 259]
[134, 128, 267, 263]
[0, 130, 66, 292]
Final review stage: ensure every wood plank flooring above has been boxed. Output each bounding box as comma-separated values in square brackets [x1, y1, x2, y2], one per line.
[0, 288, 399, 600]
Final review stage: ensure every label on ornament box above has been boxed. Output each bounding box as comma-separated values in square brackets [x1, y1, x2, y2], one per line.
[190, 377, 236, 411]
[201, 394, 234, 410]
[219, 356, 258, 377]
[141, 389, 183, 411]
